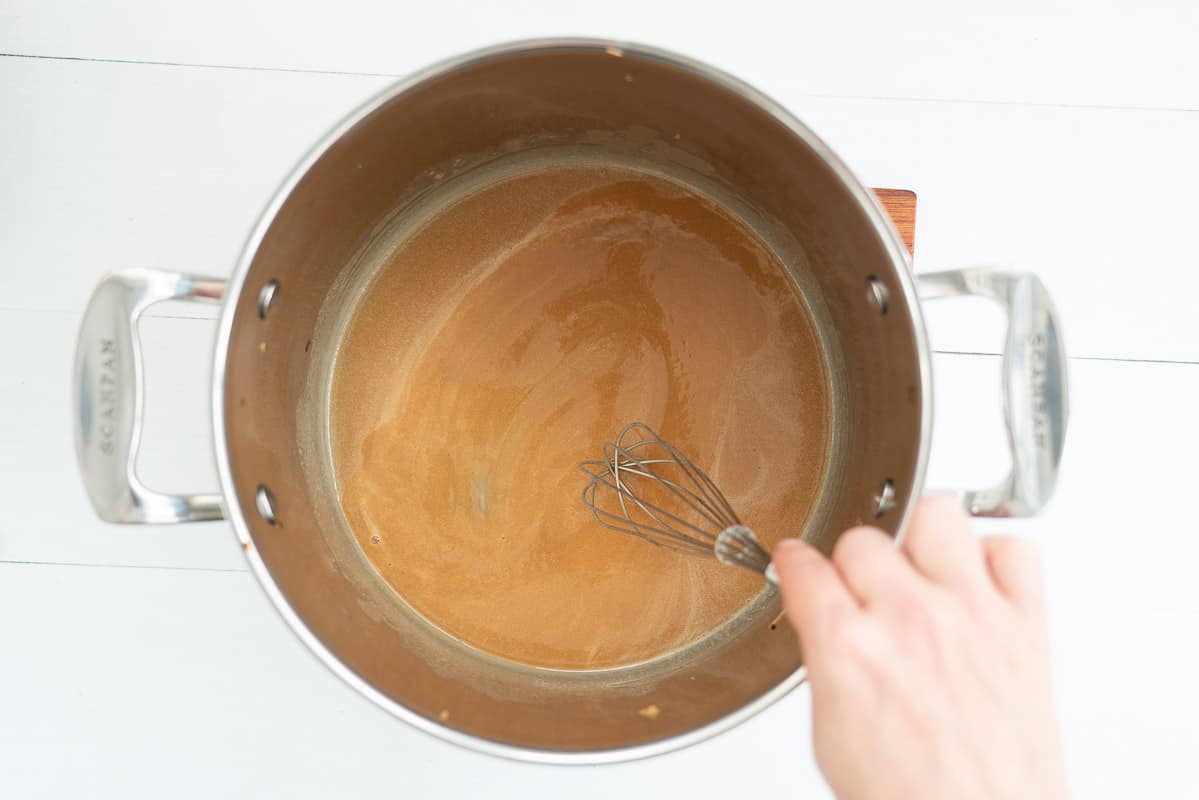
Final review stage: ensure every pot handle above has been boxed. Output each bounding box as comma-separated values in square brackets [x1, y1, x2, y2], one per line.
[917, 267, 1068, 517]
[73, 269, 227, 523]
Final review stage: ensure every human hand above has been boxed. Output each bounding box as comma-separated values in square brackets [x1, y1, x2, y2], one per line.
[774, 496, 1068, 800]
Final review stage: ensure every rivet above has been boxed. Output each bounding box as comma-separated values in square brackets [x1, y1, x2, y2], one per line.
[866, 276, 889, 315]
[873, 478, 896, 518]
[257, 279, 279, 319]
[255, 484, 277, 525]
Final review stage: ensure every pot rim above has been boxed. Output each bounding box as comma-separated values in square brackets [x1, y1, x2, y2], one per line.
[211, 37, 933, 765]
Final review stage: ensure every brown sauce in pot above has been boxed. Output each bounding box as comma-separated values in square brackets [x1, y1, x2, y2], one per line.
[330, 161, 831, 670]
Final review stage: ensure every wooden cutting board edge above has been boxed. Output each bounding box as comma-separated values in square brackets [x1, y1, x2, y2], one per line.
[873, 188, 917, 256]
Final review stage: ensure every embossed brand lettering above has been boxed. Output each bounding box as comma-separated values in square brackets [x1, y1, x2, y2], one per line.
[1029, 333, 1048, 449]
[98, 338, 116, 455]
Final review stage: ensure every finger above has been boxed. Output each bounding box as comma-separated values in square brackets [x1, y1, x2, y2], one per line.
[831, 525, 920, 605]
[982, 535, 1045, 613]
[773, 538, 859, 658]
[901, 495, 989, 594]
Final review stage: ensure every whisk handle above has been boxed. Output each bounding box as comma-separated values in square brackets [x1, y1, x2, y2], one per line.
[764, 562, 779, 587]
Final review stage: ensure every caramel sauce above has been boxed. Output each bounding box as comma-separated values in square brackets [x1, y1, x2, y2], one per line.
[331, 162, 830, 670]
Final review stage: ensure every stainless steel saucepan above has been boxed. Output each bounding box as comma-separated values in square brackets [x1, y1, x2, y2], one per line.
[72, 40, 1067, 763]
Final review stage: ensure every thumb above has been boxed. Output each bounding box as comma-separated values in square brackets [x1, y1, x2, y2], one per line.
[773, 538, 858, 662]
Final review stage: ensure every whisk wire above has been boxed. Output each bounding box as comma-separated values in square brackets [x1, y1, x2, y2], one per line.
[606, 429, 739, 528]
[579, 422, 775, 583]
[580, 460, 718, 554]
[602, 442, 732, 534]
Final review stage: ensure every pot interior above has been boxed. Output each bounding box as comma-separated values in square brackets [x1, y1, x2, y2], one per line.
[219, 42, 925, 756]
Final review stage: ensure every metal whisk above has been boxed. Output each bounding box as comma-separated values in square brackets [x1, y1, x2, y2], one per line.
[579, 422, 778, 586]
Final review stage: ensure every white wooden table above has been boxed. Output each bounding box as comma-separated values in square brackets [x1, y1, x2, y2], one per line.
[2, 3, 1197, 796]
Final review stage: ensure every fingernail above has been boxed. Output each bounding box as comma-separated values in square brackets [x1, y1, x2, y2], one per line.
[774, 538, 810, 554]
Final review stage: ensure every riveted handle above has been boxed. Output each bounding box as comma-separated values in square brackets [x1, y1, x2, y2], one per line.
[73, 269, 227, 523]
[918, 267, 1069, 517]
